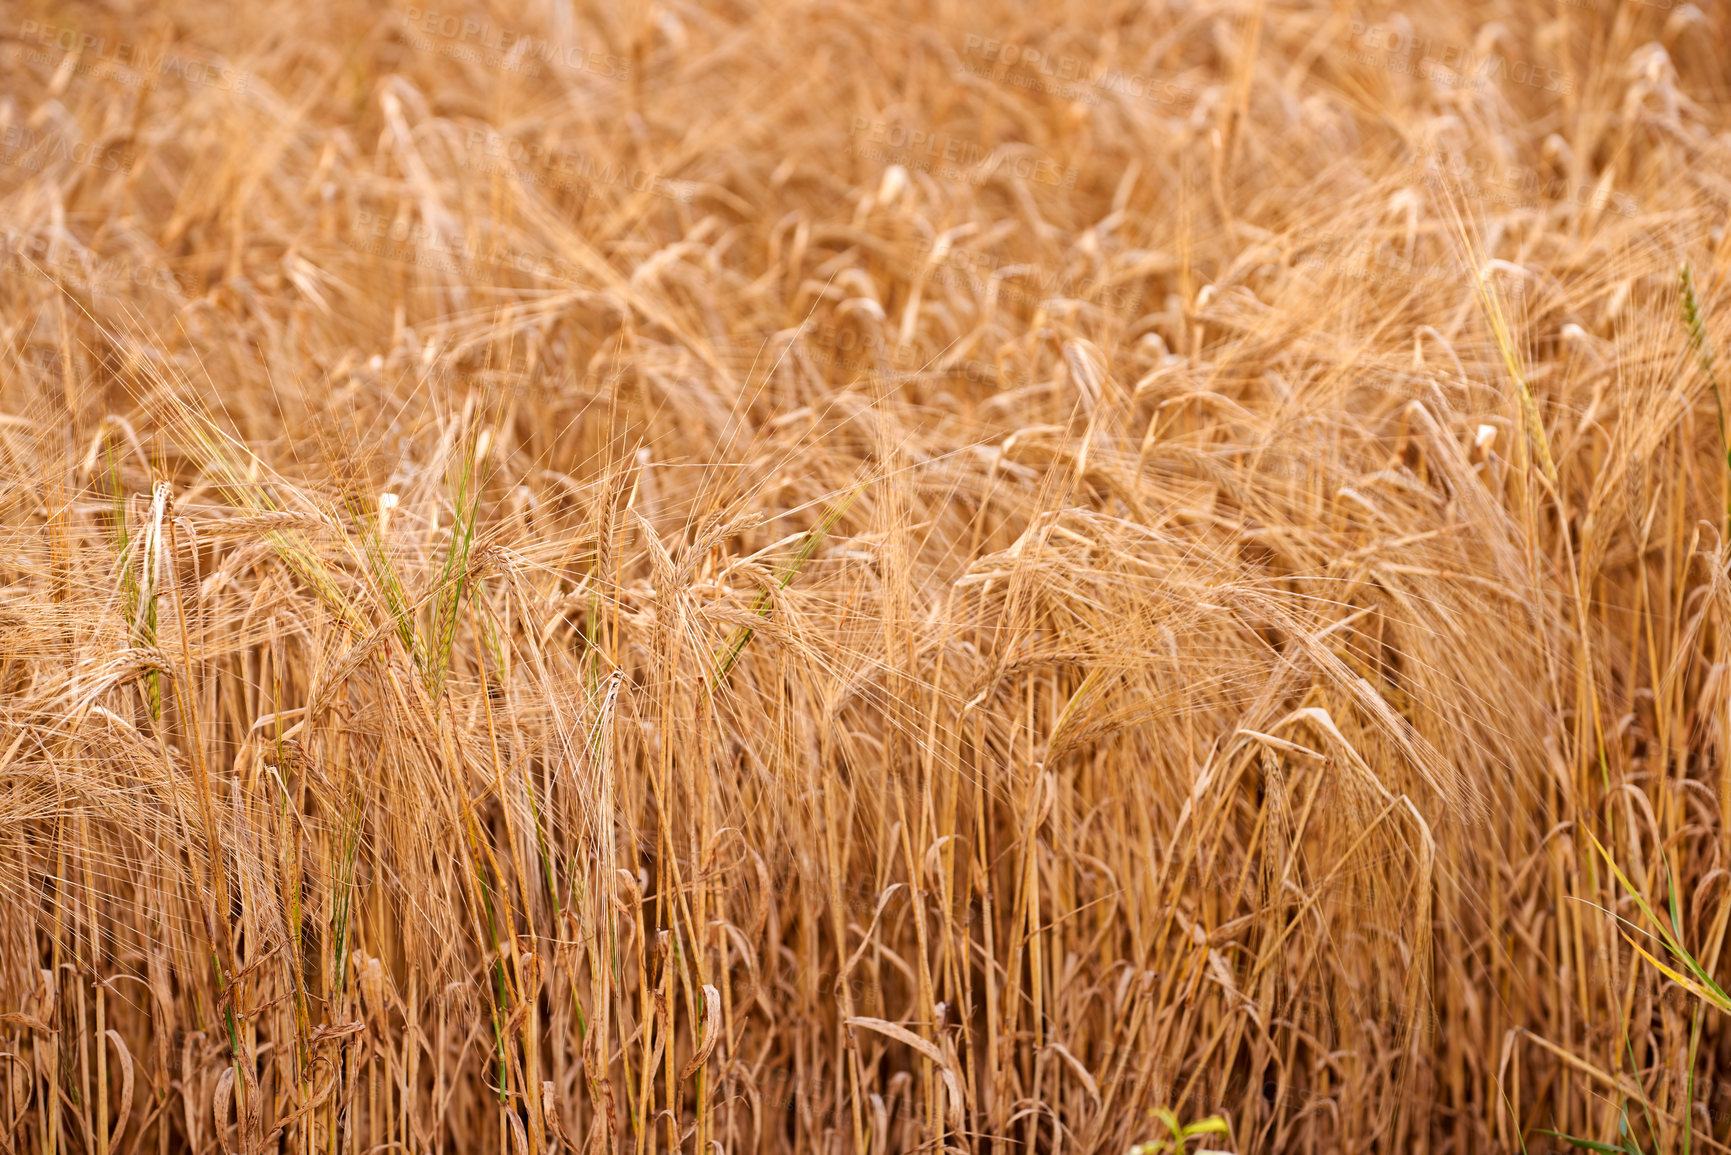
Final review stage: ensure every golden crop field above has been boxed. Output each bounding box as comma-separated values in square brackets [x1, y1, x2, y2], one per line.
[1, 1, 1727, 1152]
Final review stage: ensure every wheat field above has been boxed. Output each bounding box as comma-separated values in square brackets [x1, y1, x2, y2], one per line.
[1, 0, 1728, 1152]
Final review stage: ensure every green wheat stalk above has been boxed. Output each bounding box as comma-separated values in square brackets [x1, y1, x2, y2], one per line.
[341, 483, 421, 668]
[1477, 268, 1557, 487]
[104, 443, 162, 716]
[710, 482, 865, 687]
[425, 432, 485, 700]
[329, 789, 365, 1002]
[1680, 263, 1730, 536]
